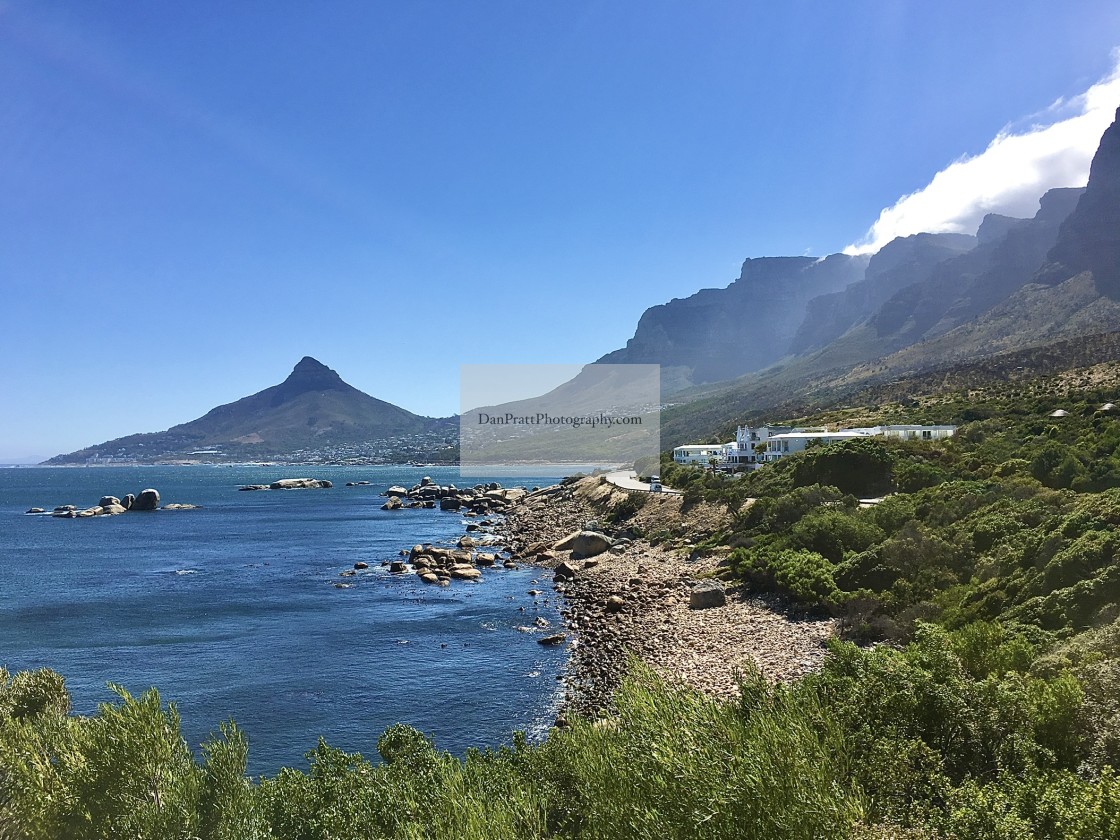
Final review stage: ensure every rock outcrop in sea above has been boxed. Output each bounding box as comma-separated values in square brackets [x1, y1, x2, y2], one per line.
[378, 479, 528, 514]
[39, 487, 200, 518]
[238, 478, 333, 491]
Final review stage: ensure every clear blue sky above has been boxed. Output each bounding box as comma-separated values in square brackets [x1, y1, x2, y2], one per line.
[3, 1, 1120, 461]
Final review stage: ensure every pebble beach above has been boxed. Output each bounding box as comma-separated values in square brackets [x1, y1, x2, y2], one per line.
[498, 475, 837, 720]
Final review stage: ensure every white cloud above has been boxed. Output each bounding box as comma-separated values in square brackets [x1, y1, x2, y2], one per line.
[845, 56, 1120, 255]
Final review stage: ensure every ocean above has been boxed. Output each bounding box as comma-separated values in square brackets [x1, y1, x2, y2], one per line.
[0, 465, 569, 775]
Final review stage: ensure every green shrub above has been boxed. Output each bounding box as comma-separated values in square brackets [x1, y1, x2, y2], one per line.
[772, 549, 841, 606]
[894, 461, 949, 493]
[791, 438, 894, 497]
[605, 491, 647, 523]
[535, 666, 861, 839]
[788, 508, 885, 562]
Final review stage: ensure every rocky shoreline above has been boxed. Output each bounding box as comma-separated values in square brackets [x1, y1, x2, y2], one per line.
[37, 469, 834, 722]
[495, 476, 837, 721]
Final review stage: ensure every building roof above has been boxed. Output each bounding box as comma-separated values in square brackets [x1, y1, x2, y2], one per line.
[874, 424, 958, 431]
[767, 431, 872, 440]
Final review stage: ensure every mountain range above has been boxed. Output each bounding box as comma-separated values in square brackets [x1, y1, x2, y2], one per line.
[603, 105, 1120, 445]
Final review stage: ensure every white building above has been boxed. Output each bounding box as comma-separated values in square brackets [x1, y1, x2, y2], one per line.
[672, 443, 734, 466]
[764, 424, 957, 463]
[765, 430, 873, 460]
[847, 424, 958, 441]
[678, 423, 958, 471]
[720, 425, 793, 470]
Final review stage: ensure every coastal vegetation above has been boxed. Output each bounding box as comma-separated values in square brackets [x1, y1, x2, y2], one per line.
[3, 633, 1118, 838]
[7, 376, 1120, 837]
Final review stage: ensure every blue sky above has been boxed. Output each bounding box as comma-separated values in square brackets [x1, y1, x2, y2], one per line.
[3, 1, 1120, 461]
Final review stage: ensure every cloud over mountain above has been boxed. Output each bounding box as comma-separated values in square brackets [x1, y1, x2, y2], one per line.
[846, 56, 1120, 255]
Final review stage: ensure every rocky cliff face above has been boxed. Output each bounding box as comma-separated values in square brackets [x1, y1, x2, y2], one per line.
[598, 169, 1089, 396]
[868, 187, 1084, 342]
[1038, 106, 1120, 298]
[788, 232, 976, 355]
[596, 253, 867, 392]
[839, 108, 1120, 377]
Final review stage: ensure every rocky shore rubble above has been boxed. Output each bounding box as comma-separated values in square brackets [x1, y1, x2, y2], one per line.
[380, 541, 519, 586]
[342, 479, 533, 589]
[497, 476, 837, 720]
[379, 476, 529, 513]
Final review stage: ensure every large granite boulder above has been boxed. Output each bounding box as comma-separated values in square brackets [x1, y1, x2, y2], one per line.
[130, 489, 160, 511]
[449, 565, 482, 581]
[269, 478, 332, 490]
[553, 530, 613, 559]
[485, 487, 527, 504]
[689, 580, 727, 610]
[99, 496, 121, 508]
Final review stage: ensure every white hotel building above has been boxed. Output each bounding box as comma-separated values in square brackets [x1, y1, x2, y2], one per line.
[672, 423, 957, 472]
[671, 443, 736, 466]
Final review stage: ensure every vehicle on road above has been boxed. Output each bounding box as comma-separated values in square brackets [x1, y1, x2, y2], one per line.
[649, 475, 663, 493]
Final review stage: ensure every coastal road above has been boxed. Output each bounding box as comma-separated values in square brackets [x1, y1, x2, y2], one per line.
[603, 470, 682, 495]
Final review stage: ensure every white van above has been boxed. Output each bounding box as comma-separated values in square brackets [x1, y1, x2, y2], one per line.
[649, 475, 663, 493]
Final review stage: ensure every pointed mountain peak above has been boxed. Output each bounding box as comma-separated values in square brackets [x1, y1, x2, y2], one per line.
[291, 356, 333, 375]
[281, 357, 347, 392]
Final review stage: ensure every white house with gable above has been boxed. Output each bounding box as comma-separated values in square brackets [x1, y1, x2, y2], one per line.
[720, 425, 794, 470]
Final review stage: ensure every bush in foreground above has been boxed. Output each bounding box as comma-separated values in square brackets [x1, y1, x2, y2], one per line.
[7, 628, 1120, 839]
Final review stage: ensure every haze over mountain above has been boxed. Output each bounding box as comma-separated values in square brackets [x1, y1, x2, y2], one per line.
[835, 105, 1120, 381]
[46, 358, 454, 465]
[596, 254, 869, 393]
[598, 106, 1120, 416]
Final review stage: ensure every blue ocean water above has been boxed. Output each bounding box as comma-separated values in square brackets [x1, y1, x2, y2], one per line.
[0, 465, 568, 776]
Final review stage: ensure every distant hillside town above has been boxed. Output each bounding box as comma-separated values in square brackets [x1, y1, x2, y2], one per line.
[673, 423, 957, 472]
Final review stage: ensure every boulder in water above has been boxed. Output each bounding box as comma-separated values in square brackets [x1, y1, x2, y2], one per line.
[130, 489, 160, 511]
